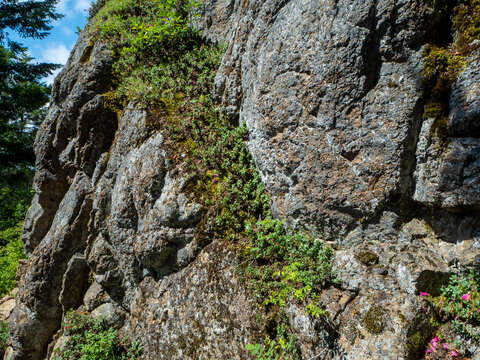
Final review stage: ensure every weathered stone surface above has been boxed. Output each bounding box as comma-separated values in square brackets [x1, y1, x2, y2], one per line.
[22, 30, 115, 255]
[125, 241, 262, 360]
[59, 254, 89, 313]
[0, 290, 17, 322]
[213, 0, 436, 239]
[11, 173, 93, 360]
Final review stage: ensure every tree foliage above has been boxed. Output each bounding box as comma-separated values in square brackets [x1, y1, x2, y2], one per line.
[0, 0, 61, 229]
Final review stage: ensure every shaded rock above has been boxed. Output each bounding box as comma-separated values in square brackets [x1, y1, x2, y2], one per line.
[59, 254, 90, 313]
[10, 173, 93, 360]
[83, 281, 110, 312]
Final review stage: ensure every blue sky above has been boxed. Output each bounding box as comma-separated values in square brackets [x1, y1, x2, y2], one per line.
[10, 0, 95, 84]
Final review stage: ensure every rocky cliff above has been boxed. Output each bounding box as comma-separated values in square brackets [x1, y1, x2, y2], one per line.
[6, 0, 480, 359]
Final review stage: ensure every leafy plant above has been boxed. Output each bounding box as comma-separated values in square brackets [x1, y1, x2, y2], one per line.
[0, 321, 9, 357]
[243, 218, 335, 313]
[246, 321, 301, 360]
[422, 270, 480, 355]
[53, 311, 142, 360]
[0, 222, 26, 297]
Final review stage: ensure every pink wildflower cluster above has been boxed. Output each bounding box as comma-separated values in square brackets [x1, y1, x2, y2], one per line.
[425, 336, 458, 358]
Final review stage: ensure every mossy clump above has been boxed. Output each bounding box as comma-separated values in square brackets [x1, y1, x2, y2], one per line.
[422, 0, 480, 121]
[361, 306, 387, 335]
[356, 251, 379, 266]
[453, 0, 480, 54]
[405, 314, 437, 360]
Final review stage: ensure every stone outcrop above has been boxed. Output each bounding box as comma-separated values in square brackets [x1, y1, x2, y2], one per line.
[7, 0, 480, 359]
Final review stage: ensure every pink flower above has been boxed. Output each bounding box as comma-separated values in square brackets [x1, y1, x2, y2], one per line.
[451, 350, 458, 357]
[461, 293, 471, 301]
[420, 292, 430, 297]
[425, 349, 432, 355]
[432, 336, 439, 342]
[443, 343, 449, 350]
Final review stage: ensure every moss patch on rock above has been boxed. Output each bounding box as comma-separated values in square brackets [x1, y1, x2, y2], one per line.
[422, 0, 480, 122]
[356, 251, 379, 266]
[361, 306, 387, 335]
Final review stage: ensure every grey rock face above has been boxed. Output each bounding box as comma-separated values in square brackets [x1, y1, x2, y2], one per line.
[126, 242, 262, 360]
[213, 0, 438, 238]
[9, 0, 480, 359]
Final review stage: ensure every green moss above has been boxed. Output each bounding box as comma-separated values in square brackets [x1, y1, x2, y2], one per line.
[405, 316, 435, 360]
[423, 101, 444, 120]
[453, 0, 480, 54]
[361, 306, 387, 334]
[422, 0, 480, 121]
[356, 251, 379, 266]
[406, 332, 425, 355]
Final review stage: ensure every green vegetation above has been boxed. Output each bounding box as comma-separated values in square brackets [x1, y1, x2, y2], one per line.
[0, 322, 8, 357]
[90, 0, 202, 108]
[453, 0, 480, 54]
[246, 321, 300, 360]
[243, 219, 335, 360]
[0, 223, 26, 297]
[429, 270, 480, 348]
[53, 311, 142, 360]
[243, 218, 335, 314]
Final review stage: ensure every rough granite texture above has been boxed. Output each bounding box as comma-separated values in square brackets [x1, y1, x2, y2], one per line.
[6, 0, 480, 359]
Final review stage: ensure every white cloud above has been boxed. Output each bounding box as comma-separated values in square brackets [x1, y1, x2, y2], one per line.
[42, 44, 71, 65]
[41, 44, 71, 85]
[74, 0, 92, 13]
[57, 0, 94, 17]
[44, 68, 63, 85]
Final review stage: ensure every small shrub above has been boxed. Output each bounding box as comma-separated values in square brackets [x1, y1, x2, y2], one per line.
[421, 270, 480, 356]
[243, 218, 335, 313]
[0, 222, 26, 297]
[53, 311, 142, 360]
[0, 322, 9, 357]
[246, 321, 301, 360]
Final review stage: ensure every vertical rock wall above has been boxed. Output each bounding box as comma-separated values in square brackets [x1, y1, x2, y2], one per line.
[8, 0, 480, 359]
